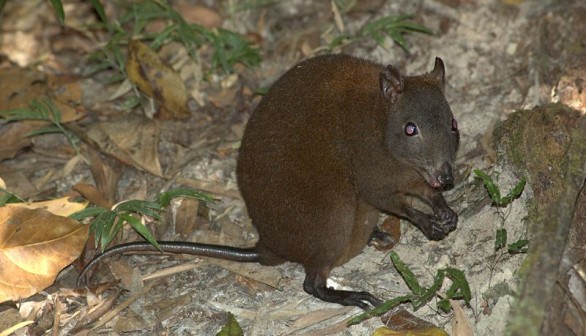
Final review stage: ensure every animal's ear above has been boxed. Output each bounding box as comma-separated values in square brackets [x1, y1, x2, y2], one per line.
[429, 57, 445, 87]
[379, 65, 404, 101]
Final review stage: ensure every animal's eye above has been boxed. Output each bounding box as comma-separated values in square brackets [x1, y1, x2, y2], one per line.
[405, 122, 418, 136]
[452, 118, 458, 131]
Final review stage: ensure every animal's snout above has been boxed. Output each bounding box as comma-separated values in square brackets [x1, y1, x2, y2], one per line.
[436, 162, 454, 187]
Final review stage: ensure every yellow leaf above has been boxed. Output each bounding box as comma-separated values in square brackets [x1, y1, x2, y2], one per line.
[0, 207, 89, 302]
[6, 196, 88, 217]
[126, 40, 190, 120]
[450, 300, 474, 336]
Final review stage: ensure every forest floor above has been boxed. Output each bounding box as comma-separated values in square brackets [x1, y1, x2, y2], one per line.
[0, 0, 584, 335]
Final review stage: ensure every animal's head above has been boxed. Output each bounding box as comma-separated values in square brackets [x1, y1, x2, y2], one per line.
[380, 57, 460, 189]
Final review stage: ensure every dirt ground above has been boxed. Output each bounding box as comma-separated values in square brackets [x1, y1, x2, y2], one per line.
[0, 0, 585, 335]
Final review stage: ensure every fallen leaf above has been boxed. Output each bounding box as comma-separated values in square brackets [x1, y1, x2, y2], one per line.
[126, 40, 190, 120]
[73, 183, 113, 210]
[46, 76, 85, 123]
[331, 0, 345, 32]
[0, 207, 89, 302]
[450, 299, 474, 336]
[6, 196, 88, 217]
[174, 4, 222, 29]
[372, 326, 449, 336]
[289, 307, 353, 332]
[0, 68, 46, 111]
[0, 122, 36, 161]
[0, 171, 40, 199]
[87, 148, 122, 206]
[86, 116, 163, 176]
[0, 321, 35, 336]
[0, 307, 24, 333]
[379, 308, 448, 335]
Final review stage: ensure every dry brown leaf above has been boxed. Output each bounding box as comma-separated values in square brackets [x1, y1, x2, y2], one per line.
[294, 317, 350, 336]
[73, 183, 113, 209]
[0, 67, 84, 122]
[0, 122, 37, 161]
[450, 299, 474, 336]
[0, 207, 89, 302]
[0, 68, 46, 110]
[0, 321, 35, 336]
[209, 259, 282, 289]
[0, 307, 24, 333]
[209, 86, 239, 108]
[47, 76, 85, 123]
[175, 197, 200, 238]
[87, 148, 122, 206]
[0, 68, 86, 162]
[380, 307, 448, 335]
[126, 40, 190, 120]
[86, 117, 163, 176]
[373, 326, 449, 336]
[0, 171, 40, 199]
[331, 0, 345, 32]
[71, 290, 122, 332]
[289, 307, 353, 331]
[174, 4, 222, 28]
[108, 259, 144, 293]
[6, 196, 88, 217]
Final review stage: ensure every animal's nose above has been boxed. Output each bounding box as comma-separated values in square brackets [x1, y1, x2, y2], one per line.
[437, 162, 454, 186]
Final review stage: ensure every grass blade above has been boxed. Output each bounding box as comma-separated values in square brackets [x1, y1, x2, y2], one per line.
[390, 251, 423, 295]
[474, 169, 502, 204]
[495, 228, 507, 251]
[119, 213, 161, 250]
[49, 0, 65, 24]
[70, 207, 109, 221]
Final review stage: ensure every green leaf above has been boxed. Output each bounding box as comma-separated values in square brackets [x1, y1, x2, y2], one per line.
[70, 206, 109, 221]
[119, 213, 161, 251]
[0, 108, 46, 122]
[437, 298, 451, 313]
[254, 86, 270, 96]
[474, 169, 502, 204]
[346, 294, 413, 326]
[155, 187, 214, 208]
[444, 267, 471, 304]
[358, 14, 432, 51]
[412, 269, 445, 309]
[89, 0, 108, 24]
[120, 96, 142, 110]
[508, 239, 529, 254]
[390, 251, 423, 295]
[89, 210, 118, 251]
[495, 228, 507, 251]
[49, 0, 65, 24]
[216, 312, 244, 336]
[388, 30, 408, 51]
[26, 125, 63, 137]
[392, 21, 434, 35]
[114, 200, 163, 220]
[499, 177, 526, 206]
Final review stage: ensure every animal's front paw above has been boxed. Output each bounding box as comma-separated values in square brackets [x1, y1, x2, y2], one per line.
[420, 207, 458, 241]
[434, 206, 458, 233]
